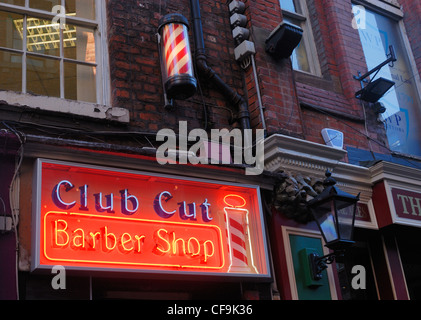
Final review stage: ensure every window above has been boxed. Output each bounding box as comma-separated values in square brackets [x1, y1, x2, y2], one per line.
[0, 0, 108, 105]
[279, 0, 320, 75]
[354, 4, 421, 157]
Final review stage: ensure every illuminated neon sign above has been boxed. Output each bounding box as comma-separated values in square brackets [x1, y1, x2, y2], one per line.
[32, 159, 270, 278]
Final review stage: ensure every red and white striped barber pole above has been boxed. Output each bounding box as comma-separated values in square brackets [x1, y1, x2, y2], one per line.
[158, 13, 197, 100]
[224, 195, 258, 274]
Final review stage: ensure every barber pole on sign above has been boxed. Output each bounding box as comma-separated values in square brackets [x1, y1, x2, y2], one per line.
[224, 195, 258, 274]
[158, 13, 197, 100]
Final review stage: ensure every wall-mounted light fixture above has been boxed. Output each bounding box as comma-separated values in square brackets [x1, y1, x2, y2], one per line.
[306, 171, 360, 281]
[265, 21, 303, 60]
[158, 13, 197, 104]
[354, 45, 397, 103]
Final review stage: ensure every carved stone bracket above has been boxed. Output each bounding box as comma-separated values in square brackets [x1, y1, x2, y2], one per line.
[265, 134, 373, 223]
[272, 171, 324, 223]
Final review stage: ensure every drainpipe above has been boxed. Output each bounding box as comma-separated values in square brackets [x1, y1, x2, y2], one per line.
[190, 0, 251, 133]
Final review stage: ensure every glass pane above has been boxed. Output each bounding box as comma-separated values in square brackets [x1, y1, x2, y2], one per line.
[283, 17, 310, 72]
[65, 0, 95, 20]
[291, 38, 310, 73]
[319, 213, 338, 243]
[279, 0, 297, 13]
[0, 11, 23, 50]
[0, 50, 22, 91]
[354, 5, 421, 157]
[27, 55, 60, 97]
[64, 25, 96, 63]
[336, 201, 355, 241]
[29, 0, 60, 12]
[26, 16, 60, 56]
[312, 202, 338, 243]
[64, 62, 96, 103]
[0, 0, 25, 6]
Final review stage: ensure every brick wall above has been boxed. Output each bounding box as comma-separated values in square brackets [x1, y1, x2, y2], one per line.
[243, 0, 392, 153]
[106, 0, 418, 156]
[245, 0, 304, 137]
[400, 0, 421, 77]
[107, 0, 245, 134]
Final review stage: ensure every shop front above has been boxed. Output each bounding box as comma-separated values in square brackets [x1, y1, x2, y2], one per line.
[370, 161, 421, 300]
[265, 134, 421, 300]
[15, 141, 274, 300]
[265, 134, 380, 300]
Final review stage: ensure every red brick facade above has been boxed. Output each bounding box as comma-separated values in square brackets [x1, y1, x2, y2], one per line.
[106, 0, 416, 156]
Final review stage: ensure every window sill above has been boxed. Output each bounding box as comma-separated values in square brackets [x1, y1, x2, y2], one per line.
[0, 91, 129, 123]
[294, 70, 342, 93]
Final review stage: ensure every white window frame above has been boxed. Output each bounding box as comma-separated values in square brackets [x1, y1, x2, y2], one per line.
[280, 0, 321, 76]
[0, 0, 127, 122]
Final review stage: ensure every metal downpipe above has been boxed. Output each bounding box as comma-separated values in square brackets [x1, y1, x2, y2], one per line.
[190, 0, 251, 132]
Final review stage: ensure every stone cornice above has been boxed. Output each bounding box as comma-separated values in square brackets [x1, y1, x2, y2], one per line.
[264, 134, 372, 202]
[264, 134, 347, 177]
[369, 161, 421, 188]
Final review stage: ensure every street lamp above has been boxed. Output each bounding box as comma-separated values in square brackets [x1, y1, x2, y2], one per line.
[306, 170, 360, 281]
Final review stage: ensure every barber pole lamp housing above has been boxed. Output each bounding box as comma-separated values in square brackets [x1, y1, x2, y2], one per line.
[158, 13, 197, 101]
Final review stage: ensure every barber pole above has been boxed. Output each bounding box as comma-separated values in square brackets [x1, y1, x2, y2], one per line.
[158, 13, 197, 100]
[223, 195, 258, 273]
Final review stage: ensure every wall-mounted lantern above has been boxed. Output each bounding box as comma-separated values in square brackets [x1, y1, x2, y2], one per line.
[158, 13, 197, 102]
[306, 171, 360, 281]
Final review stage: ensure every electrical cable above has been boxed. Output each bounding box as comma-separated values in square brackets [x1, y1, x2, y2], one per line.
[1, 122, 24, 300]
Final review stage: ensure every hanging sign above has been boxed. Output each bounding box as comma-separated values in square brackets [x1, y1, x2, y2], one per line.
[31, 159, 270, 279]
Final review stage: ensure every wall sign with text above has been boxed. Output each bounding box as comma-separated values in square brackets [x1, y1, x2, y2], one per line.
[391, 187, 421, 223]
[31, 159, 270, 279]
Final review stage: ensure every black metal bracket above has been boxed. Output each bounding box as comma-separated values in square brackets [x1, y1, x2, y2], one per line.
[309, 252, 337, 281]
[354, 45, 397, 83]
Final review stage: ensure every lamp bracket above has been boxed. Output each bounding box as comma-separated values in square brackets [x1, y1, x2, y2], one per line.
[353, 45, 397, 83]
[309, 252, 338, 281]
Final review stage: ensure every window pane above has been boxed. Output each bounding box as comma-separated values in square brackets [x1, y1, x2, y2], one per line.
[0, 50, 22, 91]
[64, 62, 96, 103]
[0, 11, 23, 50]
[29, 0, 60, 12]
[0, 0, 25, 6]
[284, 17, 310, 73]
[26, 16, 60, 56]
[354, 6, 421, 157]
[64, 25, 96, 63]
[291, 38, 310, 72]
[65, 0, 95, 20]
[279, 0, 297, 13]
[27, 55, 60, 97]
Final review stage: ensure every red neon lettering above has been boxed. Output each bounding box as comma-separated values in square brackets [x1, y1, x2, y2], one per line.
[54, 219, 69, 247]
[45, 212, 224, 271]
[72, 228, 85, 248]
[104, 226, 117, 251]
[153, 229, 215, 261]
